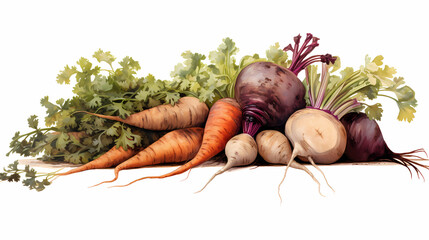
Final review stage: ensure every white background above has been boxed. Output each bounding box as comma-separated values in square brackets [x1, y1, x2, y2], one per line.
[1, 0, 429, 239]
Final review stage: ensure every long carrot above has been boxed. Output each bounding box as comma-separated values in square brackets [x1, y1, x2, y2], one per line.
[55, 145, 141, 177]
[112, 97, 242, 188]
[79, 96, 209, 130]
[92, 127, 205, 187]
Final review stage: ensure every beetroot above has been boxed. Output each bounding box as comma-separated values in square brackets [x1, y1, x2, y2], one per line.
[234, 61, 305, 136]
[340, 112, 428, 178]
[234, 33, 336, 136]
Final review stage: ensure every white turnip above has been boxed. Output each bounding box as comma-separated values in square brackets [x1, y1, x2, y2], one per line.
[256, 130, 333, 197]
[285, 108, 347, 164]
[281, 61, 362, 190]
[196, 133, 258, 192]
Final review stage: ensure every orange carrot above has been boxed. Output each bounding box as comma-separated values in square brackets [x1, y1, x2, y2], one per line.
[112, 97, 242, 188]
[92, 127, 205, 187]
[55, 145, 140, 176]
[79, 96, 209, 130]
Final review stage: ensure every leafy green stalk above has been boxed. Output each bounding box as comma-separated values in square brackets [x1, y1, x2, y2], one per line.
[0, 160, 57, 191]
[304, 55, 418, 122]
[304, 61, 362, 118]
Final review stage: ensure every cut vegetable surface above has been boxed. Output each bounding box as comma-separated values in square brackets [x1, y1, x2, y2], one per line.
[112, 97, 242, 188]
[282, 61, 350, 192]
[285, 108, 347, 165]
[92, 127, 205, 186]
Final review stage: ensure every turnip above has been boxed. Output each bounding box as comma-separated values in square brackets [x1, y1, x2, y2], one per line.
[285, 108, 347, 165]
[340, 112, 428, 178]
[282, 61, 365, 188]
[196, 133, 258, 192]
[256, 130, 333, 197]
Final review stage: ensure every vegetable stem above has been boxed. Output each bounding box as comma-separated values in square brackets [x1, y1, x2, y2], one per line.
[284, 33, 336, 75]
[378, 94, 399, 103]
[314, 64, 329, 108]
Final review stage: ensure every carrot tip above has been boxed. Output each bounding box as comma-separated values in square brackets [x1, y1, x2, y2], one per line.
[108, 184, 128, 188]
[89, 178, 117, 188]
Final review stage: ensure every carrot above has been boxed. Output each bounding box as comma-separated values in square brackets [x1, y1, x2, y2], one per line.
[92, 127, 205, 187]
[112, 97, 242, 188]
[79, 96, 209, 130]
[55, 146, 141, 177]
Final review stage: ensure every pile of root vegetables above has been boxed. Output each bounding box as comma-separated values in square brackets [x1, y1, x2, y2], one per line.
[2, 33, 428, 193]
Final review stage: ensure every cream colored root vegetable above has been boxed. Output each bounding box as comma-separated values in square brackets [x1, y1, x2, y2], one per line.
[282, 108, 347, 193]
[285, 108, 346, 164]
[256, 130, 326, 198]
[196, 133, 258, 192]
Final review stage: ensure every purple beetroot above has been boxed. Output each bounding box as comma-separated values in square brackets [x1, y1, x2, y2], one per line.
[340, 112, 428, 178]
[234, 33, 336, 136]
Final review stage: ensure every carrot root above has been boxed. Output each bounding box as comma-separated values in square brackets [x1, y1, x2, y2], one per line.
[75, 97, 209, 130]
[89, 176, 118, 188]
[109, 98, 243, 188]
[92, 127, 205, 187]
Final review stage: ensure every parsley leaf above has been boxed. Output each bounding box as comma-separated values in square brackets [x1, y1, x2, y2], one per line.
[164, 92, 181, 105]
[92, 75, 113, 92]
[106, 122, 121, 137]
[365, 103, 383, 121]
[55, 132, 70, 151]
[266, 42, 288, 67]
[93, 49, 116, 66]
[27, 115, 39, 129]
[57, 65, 78, 84]
[397, 101, 417, 122]
[87, 95, 102, 109]
[115, 127, 141, 151]
[108, 102, 131, 119]
[0, 160, 53, 191]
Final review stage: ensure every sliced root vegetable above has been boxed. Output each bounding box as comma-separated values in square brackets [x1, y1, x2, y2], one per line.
[256, 130, 331, 198]
[285, 108, 347, 165]
[281, 60, 358, 195]
[283, 108, 344, 193]
[78, 96, 209, 130]
[196, 133, 258, 193]
[91, 127, 204, 187]
[110, 97, 242, 188]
